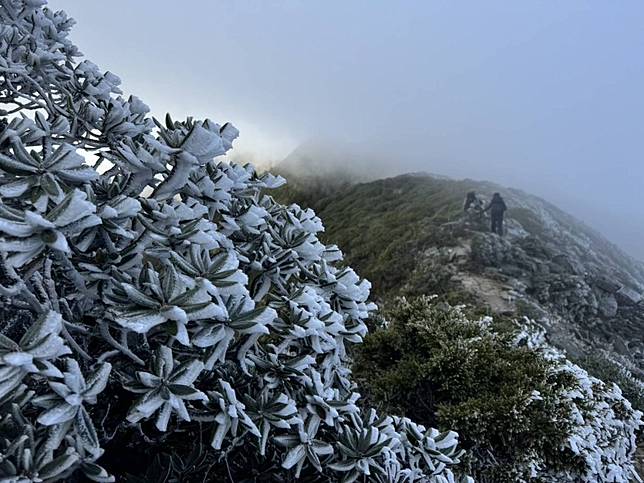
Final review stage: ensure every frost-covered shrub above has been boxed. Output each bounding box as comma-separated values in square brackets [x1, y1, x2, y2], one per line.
[572, 351, 644, 413]
[0, 1, 471, 481]
[355, 296, 642, 483]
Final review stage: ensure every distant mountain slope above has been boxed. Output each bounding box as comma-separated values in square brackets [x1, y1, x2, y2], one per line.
[273, 171, 644, 405]
[278, 141, 392, 183]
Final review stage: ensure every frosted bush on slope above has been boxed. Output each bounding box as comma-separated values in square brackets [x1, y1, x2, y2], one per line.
[0, 1, 469, 481]
[356, 297, 642, 483]
[515, 322, 643, 482]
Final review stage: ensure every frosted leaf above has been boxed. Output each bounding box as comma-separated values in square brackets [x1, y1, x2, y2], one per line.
[219, 123, 239, 150]
[0, 366, 24, 399]
[186, 302, 225, 321]
[113, 196, 141, 218]
[5, 246, 44, 267]
[38, 401, 79, 425]
[47, 230, 70, 252]
[0, 237, 43, 252]
[0, 179, 31, 198]
[100, 206, 119, 219]
[24, 210, 56, 229]
[173, 321, 190, 346]
[172, 360, 204, 386]
[129, 95, 150, 114]
[153, 151, 199, 199]
[46, 144, 84, 170]
[129, 396, 164, 419]
[49, 190, 99, 228]
[0, 217, 40, 236]
[0, 152, 38, 175]
[261, 173, 286, 189]
[115, 312, 167, 333]
[181, 123, 225, 160]
[2, 352, 33, 366]
[84, 363, 112, 399]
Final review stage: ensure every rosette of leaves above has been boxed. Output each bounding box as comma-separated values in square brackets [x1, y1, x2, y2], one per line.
[243, 390, 301, 456]
[137, 201, 222, 252]
[32, 359, 111, 457]
[0, 310, 70, 400]
[191, 295, 275, 370]
[156, 115, 239, 162]
[0, 432, 80, 482]
[0, 401, 114, 482]
[0, 133, 98, 210]
[274, 416, 334, 478]
[76, 177, 142, 251]
[0, 112, 70, 148]
[201, 379, 260, 450]
[105, 261, 220, 345]
[388, 416, 464, 476]
[125, 345, 207, 431]
[0, 189, 101, 267]
[171, 244, 248, 297]
[151, 116, 239, 200]
[328, 425, 393, 480]
[247, 345, 316, 391]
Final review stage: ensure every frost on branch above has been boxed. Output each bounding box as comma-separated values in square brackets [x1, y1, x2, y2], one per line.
[0, 1, 470, 481]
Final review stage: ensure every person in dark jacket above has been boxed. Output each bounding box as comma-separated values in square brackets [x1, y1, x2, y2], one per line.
[484, 192, 507, 235]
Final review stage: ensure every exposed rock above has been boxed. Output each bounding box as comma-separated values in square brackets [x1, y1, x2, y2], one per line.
[616, 287, 642, 306]
[410, 215, 644, 384]
[470, 233, 513, 267]
[597, 292, 618, 318]
[592, 275, 622, 293]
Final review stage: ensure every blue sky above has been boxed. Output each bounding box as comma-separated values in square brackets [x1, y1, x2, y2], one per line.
[52, 0, 644, 258]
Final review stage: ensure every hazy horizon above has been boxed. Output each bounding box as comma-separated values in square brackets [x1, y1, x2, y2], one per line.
[52, 0, 644, 260]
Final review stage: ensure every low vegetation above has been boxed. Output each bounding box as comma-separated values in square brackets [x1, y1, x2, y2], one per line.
[274, 174, 476, 297]
[354, 297, 642, 482]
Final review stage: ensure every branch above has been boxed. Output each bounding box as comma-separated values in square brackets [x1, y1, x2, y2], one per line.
[98, 320, 145, 365]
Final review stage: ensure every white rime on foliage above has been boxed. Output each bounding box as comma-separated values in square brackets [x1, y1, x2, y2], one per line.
[514, 322, 643, 482]
[0, 2, 470, 482]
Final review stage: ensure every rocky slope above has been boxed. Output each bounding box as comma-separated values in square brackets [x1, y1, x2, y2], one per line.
[273, 172, 644, 405]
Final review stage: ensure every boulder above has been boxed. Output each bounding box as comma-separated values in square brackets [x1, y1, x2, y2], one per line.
[592, 275, 622, 293]
[551, 253, 583, 275]
[616, 287, 642, 306]
[597, 293, 618, 318]
[470, 233, 513, 267]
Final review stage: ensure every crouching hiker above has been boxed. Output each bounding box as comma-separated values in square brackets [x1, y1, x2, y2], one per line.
[485, 192, 507, 235]
[463, 191, 484, 219]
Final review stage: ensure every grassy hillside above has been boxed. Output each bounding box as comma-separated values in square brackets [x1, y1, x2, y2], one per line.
[274, 173, 481, 298]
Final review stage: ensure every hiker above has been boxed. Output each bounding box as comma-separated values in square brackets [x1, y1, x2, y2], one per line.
[484, 192, 507, 235]
[463, 191, 477, 212]
[463, 191, 484, 219]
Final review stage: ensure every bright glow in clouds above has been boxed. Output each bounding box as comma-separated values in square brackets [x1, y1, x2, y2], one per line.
[51, 0, 644, 259]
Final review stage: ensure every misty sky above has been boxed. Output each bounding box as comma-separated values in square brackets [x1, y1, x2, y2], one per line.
[52, 1, 644, 259]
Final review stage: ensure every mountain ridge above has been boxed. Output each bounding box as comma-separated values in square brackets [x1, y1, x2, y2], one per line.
[273, 169, 644, 407]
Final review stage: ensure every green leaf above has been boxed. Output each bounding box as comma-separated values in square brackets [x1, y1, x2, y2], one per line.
[38, 452, 79, 479]
[0, 149, 38, 175]
[168, 384, 198, 396]
[122, 283, 161, 308]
